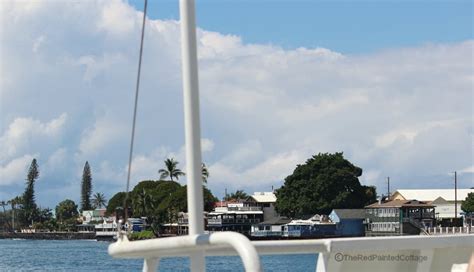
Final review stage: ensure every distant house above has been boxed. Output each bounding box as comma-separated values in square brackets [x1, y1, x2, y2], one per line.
[81, 208, 107, 223]
[329, 209, 365, 237]
[282, 215, 336, 238]
[391, 189, 473, 220]
[206, 192, 278, 236]
[207, 202, 263, 235]
[250, 216, 292, 238]
[246, 192, 278, 221]
[365, 199, 435, 236]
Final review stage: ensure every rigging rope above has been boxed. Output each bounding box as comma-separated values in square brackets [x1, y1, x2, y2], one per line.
[123, 0, 148, 224]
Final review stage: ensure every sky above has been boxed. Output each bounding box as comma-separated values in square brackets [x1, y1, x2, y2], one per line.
[0, 0, 473, 209]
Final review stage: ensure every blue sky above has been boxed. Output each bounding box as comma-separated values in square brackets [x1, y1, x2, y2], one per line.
[128, 0, 473, 53]
[0, 0, 472, 208]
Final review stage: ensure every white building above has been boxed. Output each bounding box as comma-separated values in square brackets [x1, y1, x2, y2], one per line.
[391, 189, 473, 219]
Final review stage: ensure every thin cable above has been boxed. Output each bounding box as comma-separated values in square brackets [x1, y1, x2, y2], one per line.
[123, 0, 148, 222]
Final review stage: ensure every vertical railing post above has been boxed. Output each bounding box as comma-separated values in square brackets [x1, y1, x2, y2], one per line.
[179, 0, 205, 270]
[143, 258, 159, 272]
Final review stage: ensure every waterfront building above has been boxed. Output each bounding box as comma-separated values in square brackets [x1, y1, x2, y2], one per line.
[282, 215, 336, 238]
[81, 208, 107, 223]
[207, 202, 263, 235]
[390, 189, 473, 221]
[246, 192, 278, 221]
[250, 216, 292, 238]
[328, 209, 365, 237]
[175, 212, 209, 235]
[206, 192, 278, 236]
[365, 199, 435, 236]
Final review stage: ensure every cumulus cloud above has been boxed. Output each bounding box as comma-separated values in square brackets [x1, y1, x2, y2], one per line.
[0, 0, 472, 207]
[0, 114, 67, 162]
[0, 154, 36, 186]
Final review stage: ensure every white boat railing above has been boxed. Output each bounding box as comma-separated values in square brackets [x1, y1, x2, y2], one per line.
[109, 233, 474, 271]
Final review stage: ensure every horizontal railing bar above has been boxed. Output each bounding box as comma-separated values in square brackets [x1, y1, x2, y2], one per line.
[327, 234, 474, 252]
[109, 234, 474, 259]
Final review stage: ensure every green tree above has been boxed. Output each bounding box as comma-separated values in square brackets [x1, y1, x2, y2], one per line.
[275, 152, 377, 217]
[55, 199, 79, 222]
[158, 158, 185, 182]
[202, 163, 209, 183]
[92, 192, 107, 209]
[224, 190, 249, 201]
[21, 158, 39, 226]
[80, 161, 93, 211]
[461, 192, 474, 213]
[37, 208, 53, 223]
[130, 180, 181, 218]
[8, 196, 22, 230]
[132, 189, 155, 217]
[106, 192, 127, 215]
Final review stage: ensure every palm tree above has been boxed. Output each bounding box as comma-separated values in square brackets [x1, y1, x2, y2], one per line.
[224, 190, 249, 201]
[8, 196, 21, 230]
[158, 158, 185, 182]
[201, 163, 209, 183]
[132, 189, 154, 217]
[92, 192, 107, 209]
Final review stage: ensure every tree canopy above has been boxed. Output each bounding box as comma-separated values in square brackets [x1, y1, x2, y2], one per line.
[224, 190, 249, 201]
[106, 192, 127, 215]
[275, 152, 377, 217]
[461, 192, 474, 213]
[125, 179, 218, 225]
[55, 199, 78, 222]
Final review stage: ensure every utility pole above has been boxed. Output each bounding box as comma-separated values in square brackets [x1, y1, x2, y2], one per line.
[454, 171, 457, 220]
[387, 177, 390, 199]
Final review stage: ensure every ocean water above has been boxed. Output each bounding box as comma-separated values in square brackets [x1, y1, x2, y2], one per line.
[0, 239, 317, 271]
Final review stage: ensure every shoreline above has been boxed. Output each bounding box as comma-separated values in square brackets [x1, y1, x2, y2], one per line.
[0, 232, 95, 240]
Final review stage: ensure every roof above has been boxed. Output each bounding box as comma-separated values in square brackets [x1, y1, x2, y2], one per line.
[287, 219, 335, 226]
[392, 189, 473, 202]
[331, 209, 366, 219]
[208, 210, 263, 215]
[258, 217, 292, 225]
[366, 199, 435, 208]
[214, 200, 242, 207]
[250, 192, 277, 203]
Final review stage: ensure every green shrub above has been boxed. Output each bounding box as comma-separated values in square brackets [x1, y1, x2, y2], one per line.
[129, 230, 155, 241]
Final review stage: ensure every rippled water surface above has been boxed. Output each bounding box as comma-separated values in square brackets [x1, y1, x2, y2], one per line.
[0, 239, 317, 271]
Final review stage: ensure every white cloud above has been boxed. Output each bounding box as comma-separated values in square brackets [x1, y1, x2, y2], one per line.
[460, 165, 474, 173]
[0, 154, 36, 186]
[1, 0, 472, 206]
[45, 148, 68, 170]
[97, 0, 137, 36]
[78, 114, 126, 157]
[201, 138, 215, 153]
[0, 114, 67, 162]
[210, 149, 304, 189]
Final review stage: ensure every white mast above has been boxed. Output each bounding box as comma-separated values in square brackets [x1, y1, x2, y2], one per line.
[179, 0, 205, 270]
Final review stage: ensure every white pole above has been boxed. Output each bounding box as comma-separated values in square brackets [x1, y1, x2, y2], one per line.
[179, 0, 205, 270]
